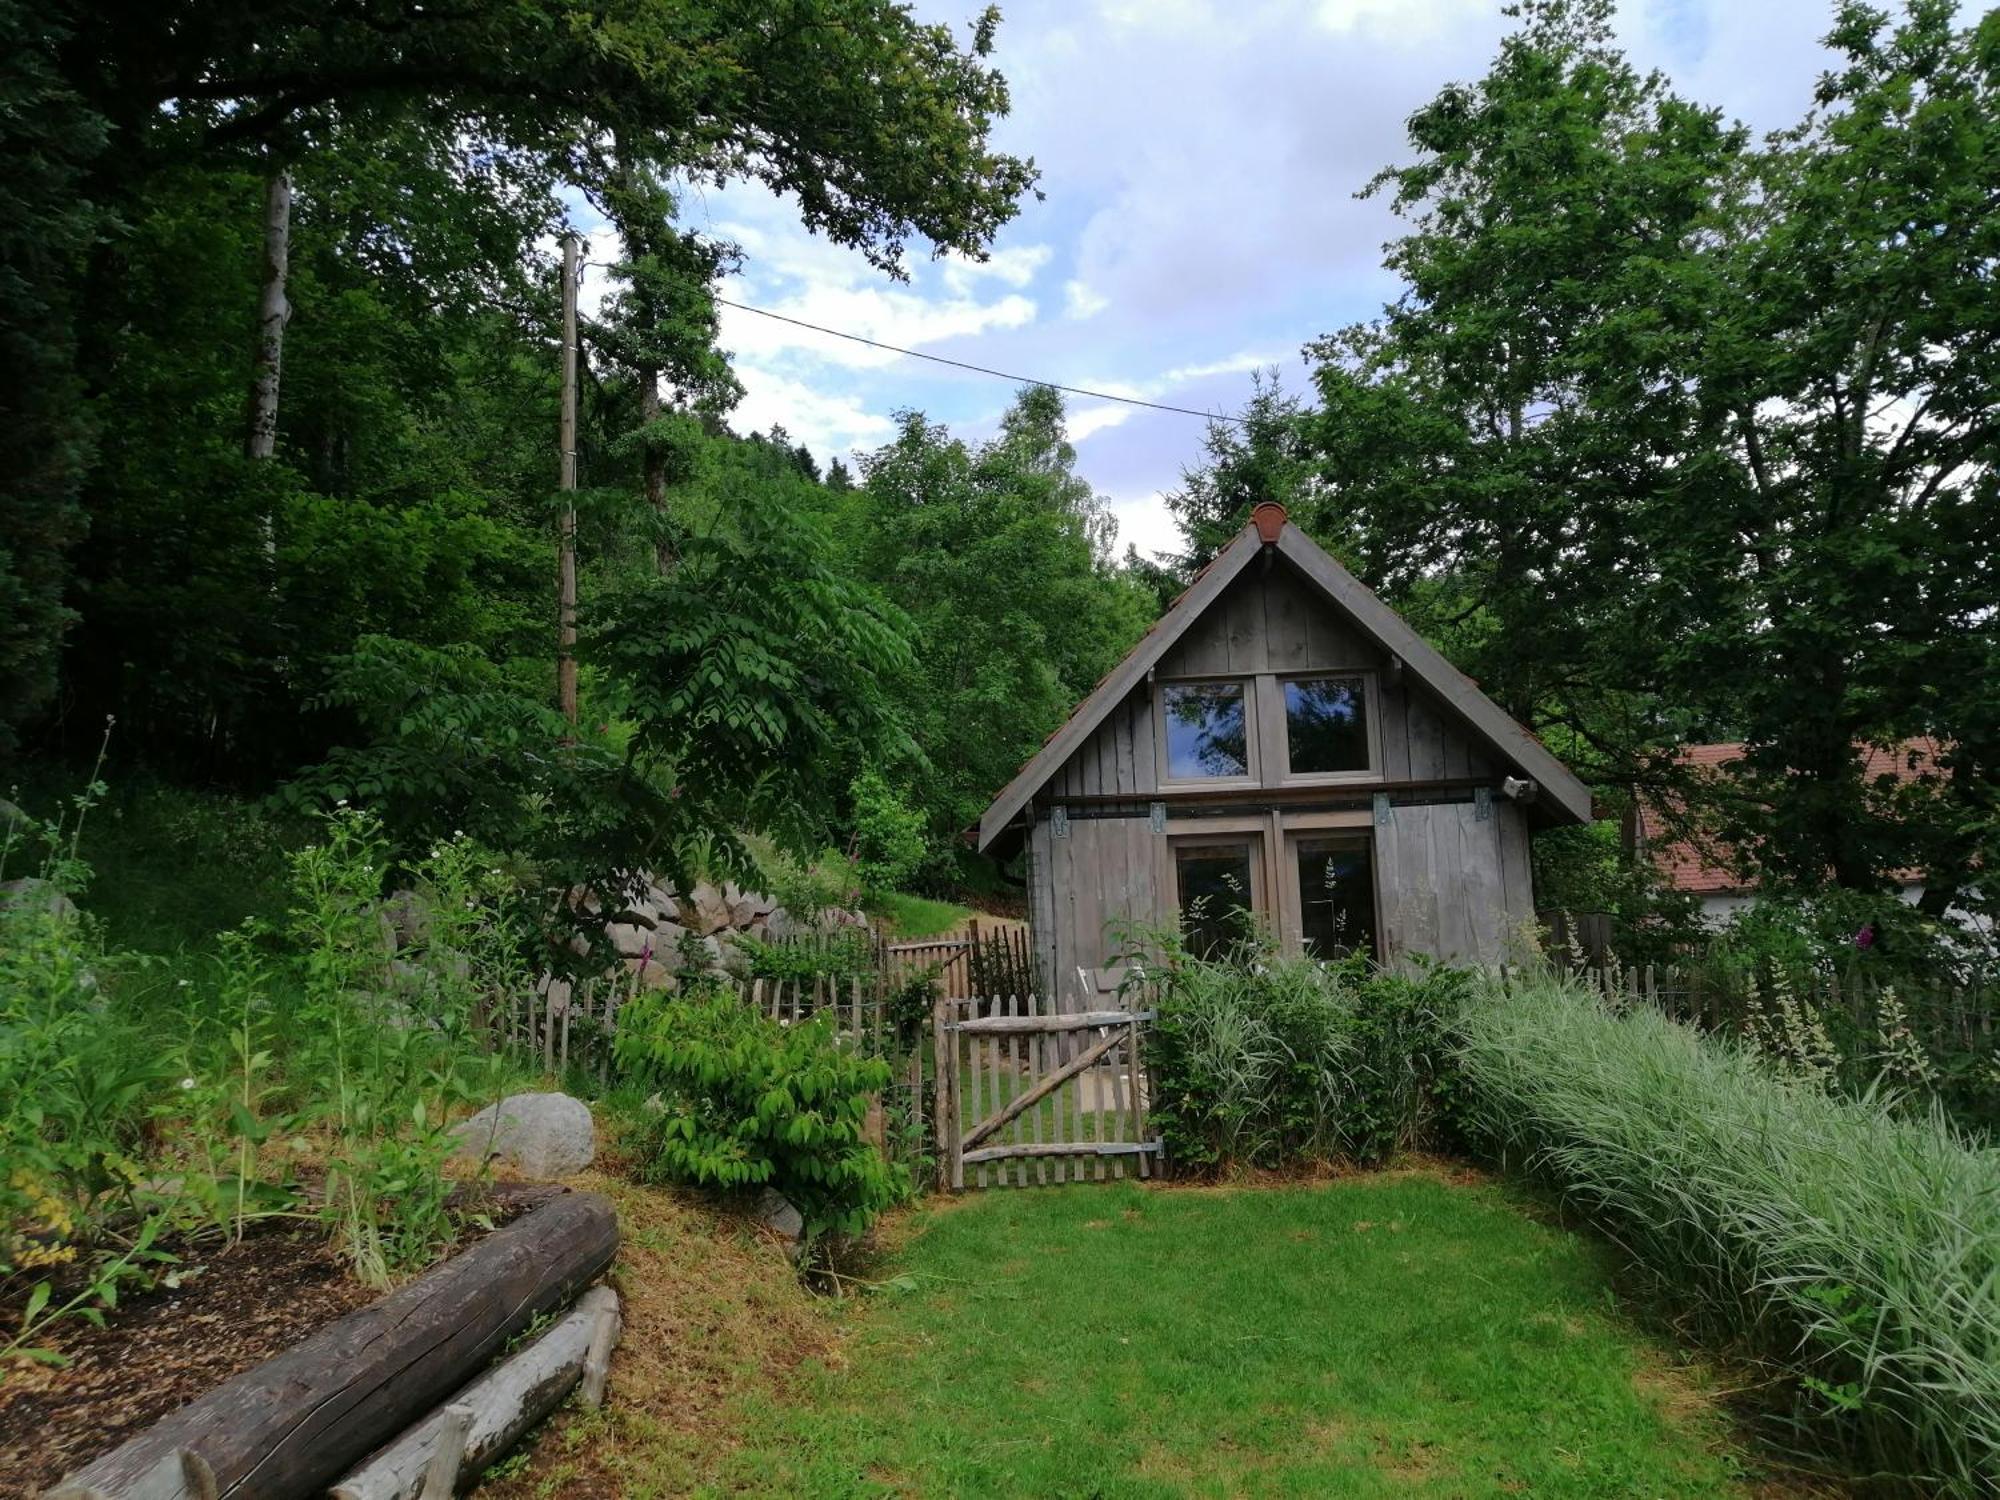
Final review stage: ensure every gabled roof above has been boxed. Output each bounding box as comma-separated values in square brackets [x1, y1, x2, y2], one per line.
[976, 508, 1594, 850]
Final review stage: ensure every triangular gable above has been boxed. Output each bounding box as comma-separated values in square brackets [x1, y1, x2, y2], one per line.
[976, 511, 1592, 850]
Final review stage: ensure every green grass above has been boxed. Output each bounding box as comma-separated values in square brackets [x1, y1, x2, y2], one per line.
[869, 889, 975, 938]
[709, 1173, 1765, 1497]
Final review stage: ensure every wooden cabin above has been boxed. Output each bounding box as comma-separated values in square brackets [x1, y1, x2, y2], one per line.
[976, 503, 1592, 1001]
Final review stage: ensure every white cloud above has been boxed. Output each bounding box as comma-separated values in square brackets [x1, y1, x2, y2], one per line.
[942, 243, 1053, 293]
[1064, 279, 1110, 319]
[730, 367, 897, 455]
[718, 286, 1038, 371]
[1067, 402, 1139, 442]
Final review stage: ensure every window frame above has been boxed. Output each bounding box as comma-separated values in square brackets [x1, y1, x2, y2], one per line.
[1268, 669, 1382, 786]
[1169, 833, 1265, 955]
[1284, 829, 1382, 963]
[1155, 674, 1260, 788]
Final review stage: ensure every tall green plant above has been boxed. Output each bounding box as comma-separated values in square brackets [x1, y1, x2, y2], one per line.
[1455, 970, 2000, 1493]
[613, 984, 906, 1244]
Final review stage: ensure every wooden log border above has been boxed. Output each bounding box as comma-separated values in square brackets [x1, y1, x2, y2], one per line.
[49, 1189, 618, 1500]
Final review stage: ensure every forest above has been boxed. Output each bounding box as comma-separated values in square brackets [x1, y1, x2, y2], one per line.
[1, 0, 1994, 945]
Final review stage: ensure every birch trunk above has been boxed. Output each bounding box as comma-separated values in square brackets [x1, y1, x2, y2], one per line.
[245, 170, 292, 462]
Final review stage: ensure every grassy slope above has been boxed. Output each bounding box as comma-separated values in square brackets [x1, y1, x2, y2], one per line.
[868, 890, 975, 938]
[506, 1169, 1786, 1498]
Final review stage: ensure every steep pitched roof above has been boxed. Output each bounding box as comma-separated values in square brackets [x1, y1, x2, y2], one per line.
[976, 510, 1594, 850]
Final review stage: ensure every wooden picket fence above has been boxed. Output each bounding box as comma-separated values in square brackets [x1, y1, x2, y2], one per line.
[931, 992, 1161, 1191]
[503, 970, 915, 1081]
[881, 918, 1034, 1000]
[1568, 959, 1995, 1068]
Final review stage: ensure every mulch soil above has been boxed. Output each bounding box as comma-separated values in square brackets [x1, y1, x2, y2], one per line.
[0, 1184, 545, 1496]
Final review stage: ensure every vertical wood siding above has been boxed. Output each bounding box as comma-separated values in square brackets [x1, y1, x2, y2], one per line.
[1023, 562, 1545, 979]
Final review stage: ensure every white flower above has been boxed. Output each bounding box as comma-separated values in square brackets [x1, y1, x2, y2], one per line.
[179, 1077, 196, 1090]
[177, 978, 191, 988]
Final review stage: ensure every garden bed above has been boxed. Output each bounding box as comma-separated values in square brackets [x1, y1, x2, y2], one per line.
[0, 1183, 549, 1496]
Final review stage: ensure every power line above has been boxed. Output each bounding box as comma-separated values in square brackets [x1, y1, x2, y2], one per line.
[711, 295, 1248, 425]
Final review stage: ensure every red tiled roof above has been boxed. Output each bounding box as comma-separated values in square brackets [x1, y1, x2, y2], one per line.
[1640, 739, 1943, 895]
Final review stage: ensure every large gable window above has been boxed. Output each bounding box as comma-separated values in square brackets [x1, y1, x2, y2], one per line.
[1162, 680, 1251, 780]
[1283, 674, 1372, 777]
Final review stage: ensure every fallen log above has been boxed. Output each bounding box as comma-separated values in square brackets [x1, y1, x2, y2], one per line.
[329, 1285, 621, 1500]
[48, 1189, 618, 1500]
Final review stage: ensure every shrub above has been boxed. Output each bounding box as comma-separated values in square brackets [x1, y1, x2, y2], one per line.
[848, 768, 927, 893]
[1454, 971, 2000, 1494]
[613, 984, 907, 1241]
[733, 927, 877, 988]
[1139, 933, 1467, 1173]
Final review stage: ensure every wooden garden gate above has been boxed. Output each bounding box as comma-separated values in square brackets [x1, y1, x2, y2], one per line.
[932, 993, 1162, 1189]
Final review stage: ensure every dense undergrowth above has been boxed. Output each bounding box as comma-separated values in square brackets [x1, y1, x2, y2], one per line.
[1455, 971, 2000, 1495]
[0, 785, 530, 1369]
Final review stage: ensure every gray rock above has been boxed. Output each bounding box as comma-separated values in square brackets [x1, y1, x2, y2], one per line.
[451, 1092, 596, 1178]
[764, 906, 806, 942]
[756, 1186, 804, 1246]
[631, 958, 676, 991]
[718, 937, 753, 979]
[378, 888, 429, 952]
[606, 920, 656, 959]
[0, 877, 78, 923]
[0, 798, 33, 837]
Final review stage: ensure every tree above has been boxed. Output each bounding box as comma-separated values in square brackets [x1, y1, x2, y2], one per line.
[1165, 374, 1319, 574]
[844, 390, 1155, 875]
[4, 0, 1040, 761]
[1294, 0, 1998, 919]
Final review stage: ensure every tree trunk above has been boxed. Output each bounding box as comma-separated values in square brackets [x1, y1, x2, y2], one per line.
[48, 1190, 618, 1500]
[245, 169, 292, 462]
[557, 233, 579, 728]
[639, 369, 672, 575]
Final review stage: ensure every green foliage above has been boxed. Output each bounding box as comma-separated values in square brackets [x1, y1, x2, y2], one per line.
[732, 930, 877, 988]
[848, 769, 927, 893]
[613, 986, 907, 1241]
[1455, 970, 2000, 1493]
[836, 391, 1157, 878]
[1254, 0, 2000, 922]
[594, 487, 919, 883]
[1131, 927, 1470, 1173]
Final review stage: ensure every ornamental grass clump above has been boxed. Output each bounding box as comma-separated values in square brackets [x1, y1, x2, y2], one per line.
[1454, 971, 2000, 1494]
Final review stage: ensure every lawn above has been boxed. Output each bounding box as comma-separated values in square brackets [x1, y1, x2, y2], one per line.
[690, 1171, 1771, 1498]
[869, 890, 976, 937]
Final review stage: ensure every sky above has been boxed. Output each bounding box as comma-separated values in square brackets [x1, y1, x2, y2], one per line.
[574, 0, 1854, 560]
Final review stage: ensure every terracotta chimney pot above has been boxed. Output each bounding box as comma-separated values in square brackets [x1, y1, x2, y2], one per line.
[1251, 501, 1288, 545]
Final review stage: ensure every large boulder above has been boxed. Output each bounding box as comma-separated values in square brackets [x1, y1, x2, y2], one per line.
[0, 877, 78, 923]
[377, 888, 429, 953]
[451, 1092, 595, 1179]
[676, 882, 735, 937]
[605, 920, 656, 959]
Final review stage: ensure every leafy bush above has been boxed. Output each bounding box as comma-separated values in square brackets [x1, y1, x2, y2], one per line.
[732, 928, 877, 988]
[1137, 931, 1467, 1172]
[613, 985, 907, 1241]
[1454, 971, 2000, 1494]
[848, 768, 926, 892]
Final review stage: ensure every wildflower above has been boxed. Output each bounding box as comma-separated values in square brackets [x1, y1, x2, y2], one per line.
[177, 978, 191, 988]
[1854, 922, 1875, 950]
[179, 1076, 196, 1090]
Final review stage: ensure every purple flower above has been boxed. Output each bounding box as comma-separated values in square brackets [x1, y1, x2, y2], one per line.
[1854, 922, 1875, 951]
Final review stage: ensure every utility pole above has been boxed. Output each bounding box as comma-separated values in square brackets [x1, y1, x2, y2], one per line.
[557, 233, 580, 728]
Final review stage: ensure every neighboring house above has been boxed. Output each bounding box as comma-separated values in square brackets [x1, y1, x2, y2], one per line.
[1636, 739, 1987, 934]
[976, 503, 1593, 1002]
